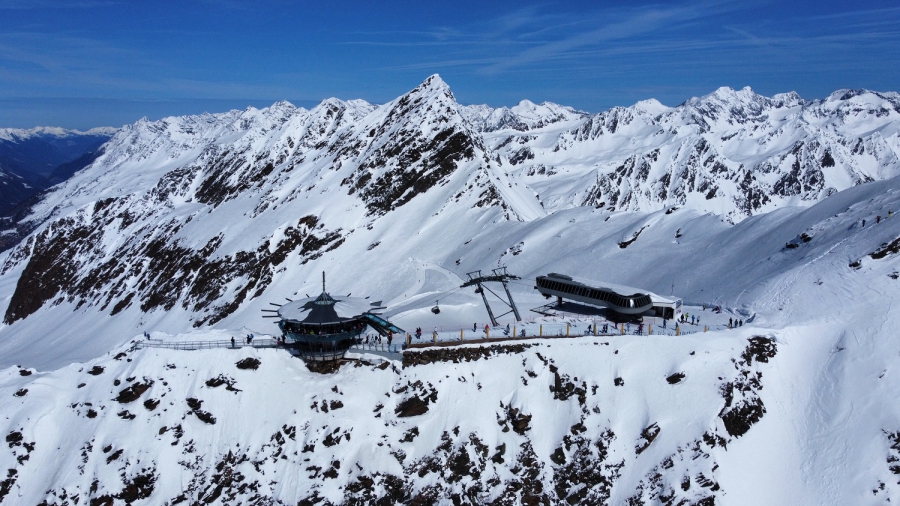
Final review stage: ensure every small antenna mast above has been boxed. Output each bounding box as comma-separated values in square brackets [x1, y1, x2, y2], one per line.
[322, 271, 326, 293]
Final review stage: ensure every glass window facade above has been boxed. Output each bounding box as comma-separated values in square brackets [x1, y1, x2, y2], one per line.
[535, 276, 653, 312]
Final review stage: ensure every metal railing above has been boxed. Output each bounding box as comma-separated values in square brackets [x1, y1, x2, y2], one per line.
[135, 338, 402, 355]
[135, 338, 279, 350]
[133, 323, 716, 354]
[349, 343, 401, 355]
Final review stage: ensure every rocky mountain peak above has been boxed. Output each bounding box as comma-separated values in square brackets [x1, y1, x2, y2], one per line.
[407, 74, 456, 104]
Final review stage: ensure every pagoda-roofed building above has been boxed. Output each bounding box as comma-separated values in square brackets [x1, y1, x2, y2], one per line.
[268, 273, 403, 362]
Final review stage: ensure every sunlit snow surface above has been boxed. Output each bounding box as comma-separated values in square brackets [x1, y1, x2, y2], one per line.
[0, 78, 899, 503]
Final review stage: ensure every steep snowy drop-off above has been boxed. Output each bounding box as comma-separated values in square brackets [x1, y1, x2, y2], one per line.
[0, 76, 899, 504]
[0, 180, 899, 504]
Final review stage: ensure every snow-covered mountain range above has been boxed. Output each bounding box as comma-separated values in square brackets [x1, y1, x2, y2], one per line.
[0, 126, 115, 215]
[0, 76, 899, 505]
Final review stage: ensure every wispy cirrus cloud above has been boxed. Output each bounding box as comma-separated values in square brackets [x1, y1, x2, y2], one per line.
[480, 1, 746, 74]
[345, 0, 900, 88]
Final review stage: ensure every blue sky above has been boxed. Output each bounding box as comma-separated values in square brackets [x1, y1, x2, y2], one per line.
[1, 0, 898, 129]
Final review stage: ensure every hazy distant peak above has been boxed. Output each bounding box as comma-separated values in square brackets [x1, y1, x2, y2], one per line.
[0, 125, 117, 142]
[771, 91, 805, 107]
[631, 98, 671, 115]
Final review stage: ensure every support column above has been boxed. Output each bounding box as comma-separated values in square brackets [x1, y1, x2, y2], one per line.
[478, 282, 498, 326]
[502, 281, 522, 321]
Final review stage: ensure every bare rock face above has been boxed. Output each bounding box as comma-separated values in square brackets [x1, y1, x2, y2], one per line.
[235, 358, 260, 370]
[394, 396, 429, 418]
[718, 336, 777, 437]
[114, 380, 153, 404]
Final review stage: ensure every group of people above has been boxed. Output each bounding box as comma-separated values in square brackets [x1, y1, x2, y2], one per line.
[862, 209, 892, 227]
[363, 332, 392, 345]
[228, 334, 256, 348]
[679, 313, 700, 326]
[729, 318, 743, 328]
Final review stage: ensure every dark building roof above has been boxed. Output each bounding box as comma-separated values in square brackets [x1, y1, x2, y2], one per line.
[277, 291, 386, 324]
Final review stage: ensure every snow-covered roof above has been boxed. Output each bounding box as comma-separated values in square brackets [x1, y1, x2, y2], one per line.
[648, 292, 682, 305]
[277, 293, 384, 323]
